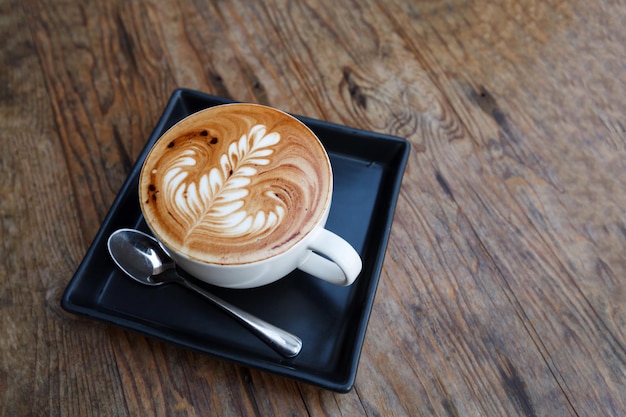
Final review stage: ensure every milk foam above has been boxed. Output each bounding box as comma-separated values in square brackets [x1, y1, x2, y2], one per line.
[161, 124, 283, 239]
[140, 104, 331, 265]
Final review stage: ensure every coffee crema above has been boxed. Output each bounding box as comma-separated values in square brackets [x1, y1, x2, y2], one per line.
[139, 104, 332, 265]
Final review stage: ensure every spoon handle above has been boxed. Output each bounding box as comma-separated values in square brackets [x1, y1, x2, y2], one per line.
[180, 279, 303, 358]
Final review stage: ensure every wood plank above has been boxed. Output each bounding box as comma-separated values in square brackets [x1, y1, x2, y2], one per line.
[1, 1, 130, 415]
[3, 0, 623, 415]
[366, 0, 626, 414]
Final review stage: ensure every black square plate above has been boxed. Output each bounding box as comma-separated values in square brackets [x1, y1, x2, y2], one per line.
[61, 89, 410, 392]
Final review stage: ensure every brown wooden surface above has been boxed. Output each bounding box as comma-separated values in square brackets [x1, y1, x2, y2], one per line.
[2, 0, 624, 415]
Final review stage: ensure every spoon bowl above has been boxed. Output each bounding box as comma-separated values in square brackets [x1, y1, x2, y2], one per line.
[107, 228, 174, 284]
[107, 228, 302, 358]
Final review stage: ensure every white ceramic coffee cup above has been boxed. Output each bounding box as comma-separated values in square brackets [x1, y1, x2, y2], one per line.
[139, 103, 362, 289]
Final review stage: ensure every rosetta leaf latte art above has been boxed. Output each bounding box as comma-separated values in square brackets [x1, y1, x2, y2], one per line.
[163, 124, 285, 240]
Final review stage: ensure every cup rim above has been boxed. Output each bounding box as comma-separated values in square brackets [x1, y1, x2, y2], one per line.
[139, 102, 333, 266]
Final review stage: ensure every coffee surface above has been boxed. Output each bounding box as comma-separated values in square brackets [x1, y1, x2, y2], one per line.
[139, 104, 332, 265]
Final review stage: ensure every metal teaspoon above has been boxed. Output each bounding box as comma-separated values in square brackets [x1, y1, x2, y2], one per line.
[107, 228, 302, 358]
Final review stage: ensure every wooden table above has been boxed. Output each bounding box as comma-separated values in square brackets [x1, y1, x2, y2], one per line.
[2, 0, 624, 415]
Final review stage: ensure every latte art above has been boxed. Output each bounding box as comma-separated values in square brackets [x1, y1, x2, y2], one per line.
[161, 124, 284, 238]
[140, 104, 332, 265]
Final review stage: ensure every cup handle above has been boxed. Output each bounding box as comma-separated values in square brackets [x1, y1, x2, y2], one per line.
[297, 228, 362, 286]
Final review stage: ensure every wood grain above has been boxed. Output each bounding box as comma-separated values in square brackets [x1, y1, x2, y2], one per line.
[2, 0, 624, 415]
